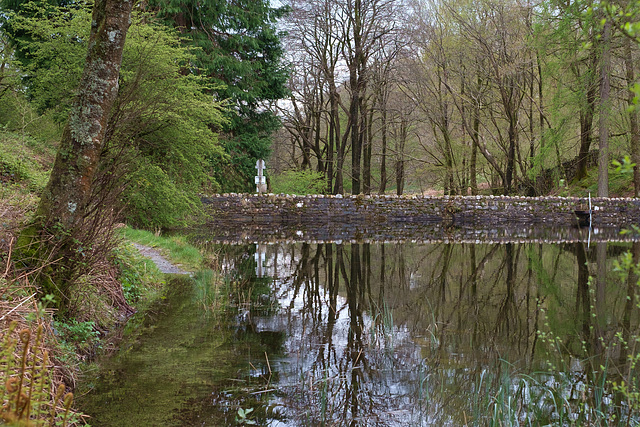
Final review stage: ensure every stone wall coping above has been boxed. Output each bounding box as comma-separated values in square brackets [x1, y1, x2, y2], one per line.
[210, 193, 639, 202]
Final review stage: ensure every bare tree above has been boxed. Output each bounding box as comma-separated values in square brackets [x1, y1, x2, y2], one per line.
[281, 0, 347, 193]
[280, 0, 637, 197]
[598, 17, 611, 197]
[282, 0, 403, 194]
[343, 0, 399, 194]
[624, 38, 640, 197]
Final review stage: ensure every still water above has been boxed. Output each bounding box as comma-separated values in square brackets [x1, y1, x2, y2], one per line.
[80, 230, 640, 426]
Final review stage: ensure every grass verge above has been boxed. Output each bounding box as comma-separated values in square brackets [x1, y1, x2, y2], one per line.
[119, 227, 203, 271]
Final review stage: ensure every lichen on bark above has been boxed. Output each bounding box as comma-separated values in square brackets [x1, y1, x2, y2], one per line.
[19, 0, 134, 312]
[37, 0, 132, 230]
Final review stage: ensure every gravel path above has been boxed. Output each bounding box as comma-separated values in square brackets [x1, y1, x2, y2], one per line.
[132, 243, 190, 275]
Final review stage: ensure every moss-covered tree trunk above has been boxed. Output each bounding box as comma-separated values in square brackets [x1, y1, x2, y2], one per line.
[37, 0, 132, 229]
[20, 0, 133, 312]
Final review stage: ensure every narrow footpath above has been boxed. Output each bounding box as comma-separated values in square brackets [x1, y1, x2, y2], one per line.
[132, 243, 190, 275]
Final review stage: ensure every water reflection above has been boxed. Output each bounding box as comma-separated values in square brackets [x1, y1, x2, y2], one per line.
[216, 240, 640, 426]
[80, 237, 640, 425]
[202, 221, 640, 245]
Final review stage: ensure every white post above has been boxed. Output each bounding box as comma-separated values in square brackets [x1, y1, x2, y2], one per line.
[255, 159, 267, 194]
[588, 192, 592, 248]
[255, 244, 266, 277]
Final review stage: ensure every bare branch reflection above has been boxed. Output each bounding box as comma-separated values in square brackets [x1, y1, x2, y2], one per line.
[213, 240, 640, 425]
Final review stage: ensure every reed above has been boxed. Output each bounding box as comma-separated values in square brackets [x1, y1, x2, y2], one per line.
[192, 269, 228, 313]
[465, 352, 640, 426]
[369, 301, 395, 352]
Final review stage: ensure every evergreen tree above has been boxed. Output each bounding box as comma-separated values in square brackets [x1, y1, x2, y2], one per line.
[149, 0, 290, 191]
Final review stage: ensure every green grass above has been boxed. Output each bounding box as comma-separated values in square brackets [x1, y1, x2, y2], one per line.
[0, 131, 55, 192]
[111, 241, 165, 305]
[120, 227, 203, 271]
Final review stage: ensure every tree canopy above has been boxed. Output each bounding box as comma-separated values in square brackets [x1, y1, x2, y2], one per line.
[273, 0, 640, 197]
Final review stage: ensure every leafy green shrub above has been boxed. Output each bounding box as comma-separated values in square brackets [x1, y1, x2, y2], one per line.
[270, 169, 326, 195]
[53, 319, 100, 355]
[124, 163, 203, 230]
[113, 17, 226, 228]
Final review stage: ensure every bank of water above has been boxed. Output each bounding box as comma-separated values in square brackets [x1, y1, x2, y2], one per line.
[79, 233, 640, 426]
[77, 272, 284, 426]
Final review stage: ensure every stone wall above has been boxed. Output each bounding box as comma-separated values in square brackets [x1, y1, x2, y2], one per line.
[202, 194, 640, 228]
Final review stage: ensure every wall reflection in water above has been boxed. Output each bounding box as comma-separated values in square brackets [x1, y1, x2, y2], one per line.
[218, 241, 640, 426]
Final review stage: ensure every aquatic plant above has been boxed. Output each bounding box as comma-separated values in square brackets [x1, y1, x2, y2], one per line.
[235, 407, 256, 425]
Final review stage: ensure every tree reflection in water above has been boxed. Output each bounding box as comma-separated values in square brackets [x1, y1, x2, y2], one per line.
[219, 240, 640, 426]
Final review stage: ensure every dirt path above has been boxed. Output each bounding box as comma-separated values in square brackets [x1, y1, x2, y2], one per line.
[132, 243, 190, 275]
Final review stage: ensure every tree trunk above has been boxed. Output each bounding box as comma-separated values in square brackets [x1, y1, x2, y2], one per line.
[350, 72, 362, 194]
[363, 102, 373, 194]
[379, 104, 388, 194]
[470, 113, 478, 195]
[314, 122, 323, 173]
[36, 0, 133, 230]
[442, 128, 455, 195]
[336, 124, 346, 194]
[327, 99, 335, 194]
[535, 52, 545, 195]
[598, 19, 611, 197]
[395, 157, 404, 195]
[19, 0, 133, 311]
[575, 47, 599, 181]
[395, 116, 407, 195]
[330, 82, 344, 194]
[348, 0, 365, 195]
[529, 61, 535, 171]
[624, 38, 640, 197]
[314, 91, 324, 173]
[505, 108, 518, 195]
